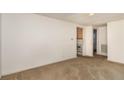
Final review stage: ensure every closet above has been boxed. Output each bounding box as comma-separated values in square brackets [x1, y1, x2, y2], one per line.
[77, 27, 83, 56]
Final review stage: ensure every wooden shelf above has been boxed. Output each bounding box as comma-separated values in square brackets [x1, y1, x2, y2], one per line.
[77, 27, 83, 39]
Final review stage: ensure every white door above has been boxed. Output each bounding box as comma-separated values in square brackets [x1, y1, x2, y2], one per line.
[83, 26, 93, 56]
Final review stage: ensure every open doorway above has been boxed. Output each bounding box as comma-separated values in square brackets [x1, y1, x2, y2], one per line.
[93, 29, 97, 55]
[93, 26, 107, 57]
[76, 27, 83, 56]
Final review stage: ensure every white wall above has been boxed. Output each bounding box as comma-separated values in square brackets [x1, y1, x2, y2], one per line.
[97, 26, 107, 56]
[107, 20, 124, 64]
[83, 26, 93, 56]
[1, 14, 77, 75]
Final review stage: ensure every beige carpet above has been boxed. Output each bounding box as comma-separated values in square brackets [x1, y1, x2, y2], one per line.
[1, 55, 124, 80]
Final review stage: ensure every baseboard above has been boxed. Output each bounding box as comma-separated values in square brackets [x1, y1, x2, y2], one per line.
[2, 56, 77, 76]
[107, 58, 124, 64]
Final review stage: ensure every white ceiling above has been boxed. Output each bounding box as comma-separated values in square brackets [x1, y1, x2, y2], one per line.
[38, 13, 124, 26]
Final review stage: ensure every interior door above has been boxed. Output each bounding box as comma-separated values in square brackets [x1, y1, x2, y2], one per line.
[83, 26, 93, 56]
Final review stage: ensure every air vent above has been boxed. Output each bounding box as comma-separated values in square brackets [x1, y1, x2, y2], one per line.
[101, 44, 107, 53]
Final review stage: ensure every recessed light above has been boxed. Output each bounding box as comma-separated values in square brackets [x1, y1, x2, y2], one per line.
[89, 13, 95, 16]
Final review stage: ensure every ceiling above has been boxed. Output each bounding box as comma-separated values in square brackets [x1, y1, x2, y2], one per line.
[38, 13, 124, 26]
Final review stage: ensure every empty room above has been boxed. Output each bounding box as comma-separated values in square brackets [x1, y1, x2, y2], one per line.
[0, 13, 124, 80]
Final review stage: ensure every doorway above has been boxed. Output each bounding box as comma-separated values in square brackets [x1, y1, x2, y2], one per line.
[77, 27, 83, 56]
[93, 26, 107, 57]
[93, 29, 97, 55]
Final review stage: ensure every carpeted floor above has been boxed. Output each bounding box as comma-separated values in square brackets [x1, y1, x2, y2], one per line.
[1, 55, 124, 80]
